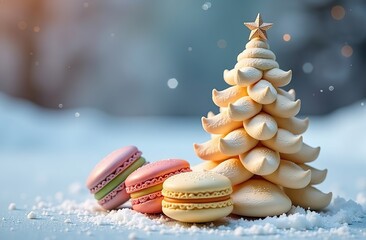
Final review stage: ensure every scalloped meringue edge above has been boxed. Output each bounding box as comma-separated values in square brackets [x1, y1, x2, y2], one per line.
[90, 151, 142, 194]
[162, 198, 233, 210]
[162, 187, 233, 199]
[125, 167, 192, 193]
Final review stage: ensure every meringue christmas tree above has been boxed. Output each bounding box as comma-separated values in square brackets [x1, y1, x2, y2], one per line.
[193, 14, 332, 217]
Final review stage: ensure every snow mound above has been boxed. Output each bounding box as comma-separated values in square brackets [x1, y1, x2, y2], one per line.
[29, 196, 365, 238]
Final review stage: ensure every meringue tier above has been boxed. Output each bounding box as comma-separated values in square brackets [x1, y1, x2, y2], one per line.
[247, 80, 277, 104]
[193, 136, 231, 161]
[201, 109, 242, 134]
[236, 67, 263, 86]
[232, 179, 292, 217]
[299, 164, 327, 185]
[277, 88, 296, 101]
[235, 58, 279, 71]
[262, 160, 311, 189]
[284, 186, 332, 211]
[245, 39, 269, 49]
[211, 158, 253, 186]
[219, 128, 258, 155]
[212, 86, 247, 108]
[261, 128, 303, 154]
[239, 147, 280, 175]
[238, 48, 276, 61]
[281, 143, 320, 163]
[191, 161, 221, 172]
[223, 69, 236, 86]
[228, 96, 262, 121]
[244, 112, 278, 140]
[263, 94, 301, 118]
[263, 68, 292, 87]
[273, 116, 309, 135]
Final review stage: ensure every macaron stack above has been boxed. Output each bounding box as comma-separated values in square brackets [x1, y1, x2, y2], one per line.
[162, 171, 233, 223]
[86, 146, 146, 210]
[125, 159, 191, 213]
[87, 146, 233, 222]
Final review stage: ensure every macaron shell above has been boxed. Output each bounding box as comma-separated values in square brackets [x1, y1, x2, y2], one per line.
[162, 205, 233, 223]
[86, 146, 139, 189]
[99, 187, 130, 210]
[125, 159, 190, 193]
[94, 157, 146, 200]
[132, 196, 164, 214]
[163, 171, 231, 194]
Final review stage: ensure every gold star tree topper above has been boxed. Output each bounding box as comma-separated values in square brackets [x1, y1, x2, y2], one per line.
[244, 13, 273, 40]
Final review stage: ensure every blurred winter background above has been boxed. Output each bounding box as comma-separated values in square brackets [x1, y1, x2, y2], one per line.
[1, 1, 366, 239]
[1, 0, 365, 115]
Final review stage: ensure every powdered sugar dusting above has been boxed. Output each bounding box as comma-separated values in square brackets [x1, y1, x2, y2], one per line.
[23, 195, 365, 238]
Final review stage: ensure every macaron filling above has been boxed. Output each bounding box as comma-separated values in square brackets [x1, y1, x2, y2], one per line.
[130, 183, 163, 199]
[162, 199, 233, 210]
[163, 195, 230, 204]
[131, 191, 163, 205]
[89, 150, 142, 194]
[95, 157, 146, 200]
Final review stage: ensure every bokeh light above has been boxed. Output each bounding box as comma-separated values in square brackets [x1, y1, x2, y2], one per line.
[331, 5, 345, 20]
[302, 62, 314, 74]
[202, 2, 211, 11]
[33, 26, 41, 33]
[283, 34, 291, 42]
[167, 78, 178, 89]
[217, 39, 227, 48]
[341, 45, 353, 58]
[17, 21, 27, 30]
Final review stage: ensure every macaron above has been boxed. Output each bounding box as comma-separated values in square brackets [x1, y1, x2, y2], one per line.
[86, 146, 146, 210]
[162, 171, 233, 223]
[125, 159, 191, 214]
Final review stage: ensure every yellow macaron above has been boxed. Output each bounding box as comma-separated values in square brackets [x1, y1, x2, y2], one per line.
[162, 171, 233, 223]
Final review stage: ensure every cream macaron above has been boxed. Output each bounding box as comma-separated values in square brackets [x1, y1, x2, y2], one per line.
[162, 171, 233, 223]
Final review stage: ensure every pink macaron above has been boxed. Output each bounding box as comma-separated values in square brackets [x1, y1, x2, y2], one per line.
[125, 159, 191, 214]
[86, 146, 146, 210]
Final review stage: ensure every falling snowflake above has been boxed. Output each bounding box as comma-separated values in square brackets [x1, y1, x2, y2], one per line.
[320, 89, 323, 93]
[58, 104, 63, 109]
[202, 2, 211, 11]
[167, 78, 178, 89]
[188, 47, 193, 52]
[329, 86, 334, 91]
[75, 112, 80, 118]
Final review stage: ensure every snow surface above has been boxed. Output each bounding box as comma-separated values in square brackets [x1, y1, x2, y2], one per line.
[0, 93, 366, 239]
